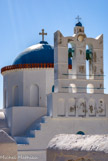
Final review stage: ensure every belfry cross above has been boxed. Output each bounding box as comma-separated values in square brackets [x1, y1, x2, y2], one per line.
[76, 15, 81, 23]
[39, 29, 47, 41]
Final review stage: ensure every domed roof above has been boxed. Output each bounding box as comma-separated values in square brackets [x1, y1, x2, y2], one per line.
[13, 41, 54, 65]
[75, 21, 82, 27]
[13, 41, 72, 65]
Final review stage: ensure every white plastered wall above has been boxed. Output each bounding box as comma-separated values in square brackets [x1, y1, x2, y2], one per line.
[6, 106, 47, 136]
[47, 29, 107, 122]
[2, 68, 54, 136]
[48, 93, 108, 118]
[3, 68, 54, 108]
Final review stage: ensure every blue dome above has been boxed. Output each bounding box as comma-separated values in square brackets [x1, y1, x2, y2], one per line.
[75, 21, 82, 27]
[13, 41, 54, 65]
[13, 41, 72, 65]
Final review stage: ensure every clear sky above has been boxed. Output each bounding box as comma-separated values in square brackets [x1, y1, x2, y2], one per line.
[0, 0, 108, 108]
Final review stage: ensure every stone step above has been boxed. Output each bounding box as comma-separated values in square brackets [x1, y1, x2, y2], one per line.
[17, 116, 51, 149]
[14, 137, 29, 145]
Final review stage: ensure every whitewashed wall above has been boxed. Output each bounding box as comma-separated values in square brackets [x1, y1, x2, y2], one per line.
[6, 106, 47, 136]
[48, 93, 108, 118]
[3, 68, 54, 108]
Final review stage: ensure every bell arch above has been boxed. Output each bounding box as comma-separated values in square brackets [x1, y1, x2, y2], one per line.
[68, 42, 75, 67]
[86, 44, 93, 79]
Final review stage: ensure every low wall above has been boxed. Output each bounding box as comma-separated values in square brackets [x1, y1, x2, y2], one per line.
[6, 106, 47, 136]
[47, 134, 108, 161]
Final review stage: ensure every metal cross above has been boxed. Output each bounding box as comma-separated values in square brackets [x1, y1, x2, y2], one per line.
[76, 15, 81, 23]
[39, 29, 47, 41]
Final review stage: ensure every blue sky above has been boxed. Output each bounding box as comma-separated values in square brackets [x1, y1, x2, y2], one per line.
[0, 0, 108, 108]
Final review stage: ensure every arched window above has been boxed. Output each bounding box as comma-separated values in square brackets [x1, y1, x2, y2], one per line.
[87, 84, 94, 94]
[30, 84, 39, 107]
[77, 131, 85, 135]
[12, 86, 19, 106]
[69, 84, 77, 93]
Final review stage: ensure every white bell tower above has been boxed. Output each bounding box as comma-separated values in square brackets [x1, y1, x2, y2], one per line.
[47, 19, 105, 118]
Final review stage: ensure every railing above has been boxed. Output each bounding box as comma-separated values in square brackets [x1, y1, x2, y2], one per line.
[1, 63, 72, 74]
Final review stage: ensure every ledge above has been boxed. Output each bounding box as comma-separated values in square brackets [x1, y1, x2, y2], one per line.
[1, 63, 72, 74]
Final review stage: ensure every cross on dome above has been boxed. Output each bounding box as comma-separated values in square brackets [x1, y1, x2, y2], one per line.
[39, 29, 47, 41]
[76, 15, 81, 23]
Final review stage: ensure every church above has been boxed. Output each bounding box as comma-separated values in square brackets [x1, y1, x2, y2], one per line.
[0, 18, 108, 161]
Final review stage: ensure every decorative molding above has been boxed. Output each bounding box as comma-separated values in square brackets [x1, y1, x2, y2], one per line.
[1, 63, 72, 74]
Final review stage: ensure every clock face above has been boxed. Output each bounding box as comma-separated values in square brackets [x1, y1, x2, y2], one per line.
[78, 35, 84, 42]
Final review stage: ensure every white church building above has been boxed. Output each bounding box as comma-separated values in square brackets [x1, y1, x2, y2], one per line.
[0, 19, 108, 161]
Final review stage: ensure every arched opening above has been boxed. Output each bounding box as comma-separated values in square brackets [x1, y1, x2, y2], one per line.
[68, 43, 75, 69]
[12, 86, 19, 106]
[86, 44, 93, 79]
[87, 84, 94, 94]
[30, 84, 39, 107]
[68, 42, 76, 79]
[68, 43, 73, 68]
[69, 84, 77, 93]
[77, 131, 85, 135]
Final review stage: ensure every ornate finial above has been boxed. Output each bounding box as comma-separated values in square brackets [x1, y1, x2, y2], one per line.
[39, 29, 47, 41]
[75, 15, 81, 23]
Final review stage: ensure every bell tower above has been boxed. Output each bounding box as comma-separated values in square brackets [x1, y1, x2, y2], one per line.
[47, 19, 105, 118]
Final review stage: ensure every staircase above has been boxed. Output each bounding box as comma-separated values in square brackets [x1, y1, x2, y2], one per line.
[14, 116, 50, 146]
